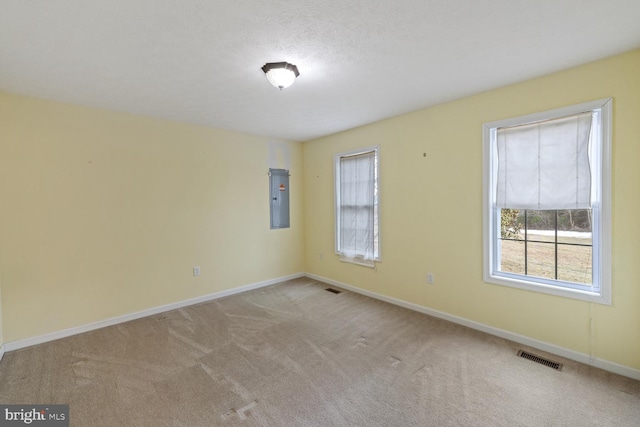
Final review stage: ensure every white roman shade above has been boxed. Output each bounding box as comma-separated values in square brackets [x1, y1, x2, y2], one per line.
[338, 151, 376, 266]
[496, 112, 593, 210]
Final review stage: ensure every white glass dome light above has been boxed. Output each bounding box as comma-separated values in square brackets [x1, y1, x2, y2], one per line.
[262, 62, 300, 90]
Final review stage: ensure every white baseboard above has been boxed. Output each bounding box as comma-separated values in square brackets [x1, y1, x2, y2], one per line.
[305, 273, 640, 381]
[0, 344, 4, 362]
[4, 272, 304, 353]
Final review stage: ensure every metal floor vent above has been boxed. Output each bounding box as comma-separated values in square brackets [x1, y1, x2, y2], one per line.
[325, 288, 342, 294]
[517, 350, 562, 371]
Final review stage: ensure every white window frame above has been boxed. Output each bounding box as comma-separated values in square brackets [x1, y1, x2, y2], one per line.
[482, 99, 612, 304]
[334, 145, 381, 266]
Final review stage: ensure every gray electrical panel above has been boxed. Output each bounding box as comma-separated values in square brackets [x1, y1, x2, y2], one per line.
[269, 168, 290, 229]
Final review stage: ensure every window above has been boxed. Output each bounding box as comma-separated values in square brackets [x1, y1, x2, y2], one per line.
[335, 146, 380, 267]
[483, 99, 611, 304]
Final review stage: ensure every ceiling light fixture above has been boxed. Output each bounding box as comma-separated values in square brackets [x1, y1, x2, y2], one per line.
[261, 62, 300, 90]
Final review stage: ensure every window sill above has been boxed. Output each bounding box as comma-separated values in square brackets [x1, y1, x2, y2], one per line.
[336, 253, 379, 268]
[484, 272, 610, 305]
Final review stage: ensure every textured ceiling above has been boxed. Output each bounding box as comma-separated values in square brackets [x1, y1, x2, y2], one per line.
[1, 1, 639, 141]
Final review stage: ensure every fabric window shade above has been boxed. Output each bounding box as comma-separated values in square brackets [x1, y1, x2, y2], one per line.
[339, 151, 375, 266]
[496, 112, 593, 210]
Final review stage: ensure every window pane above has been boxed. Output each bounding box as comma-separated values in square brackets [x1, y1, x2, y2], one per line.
[523, 210, 552, 233]
[557, 244, 592, 285]
[526, 242, 555, 280]
[520, 210, 554, 243]
[500, 239, 525, 275]
[500, 208, 521, 239]
[557, 209, 592, 245]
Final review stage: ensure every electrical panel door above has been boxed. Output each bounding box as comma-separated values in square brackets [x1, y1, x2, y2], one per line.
[269, 169, 290, 229]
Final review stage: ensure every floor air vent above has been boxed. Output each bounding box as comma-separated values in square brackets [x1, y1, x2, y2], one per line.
[517, 350, 562, 371]
[325, 288, 342, 294]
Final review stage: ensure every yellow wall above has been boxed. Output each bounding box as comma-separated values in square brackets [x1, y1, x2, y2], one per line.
[0, 93, 305, 342]
[303, 50, 640, 370]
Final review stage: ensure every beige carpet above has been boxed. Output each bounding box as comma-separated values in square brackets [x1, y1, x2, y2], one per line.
[0, 277, 638, 426]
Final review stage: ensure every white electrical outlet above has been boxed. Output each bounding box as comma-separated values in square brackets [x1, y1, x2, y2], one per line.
[427, 273, 434, 284]
[319, 253, 323, 260]
[193, 266, 201, 277]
